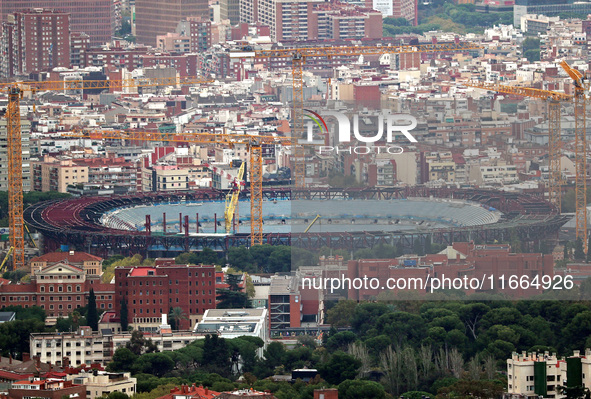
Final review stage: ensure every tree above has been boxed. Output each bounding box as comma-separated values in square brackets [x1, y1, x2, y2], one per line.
[338, 380, 386, 399]
[126, 330, 157, 356]
[106, 393, 129, 399]
[435, 379, 504, 399]
[217, 274, 249, 309]
[169, 307, 188, 330]
[108, 347, 138, 372]
[557, 385, 591, 399]
[326, 300, 357, 327]
[202, 334, 231, 376]
[134, 352, 175, 377]
[318, 351, 361, 385]
[401, 392, 434, 399]
[0, 319, 47, 358]
[120, 300, 129, 331]
[87, 289, 98, 331]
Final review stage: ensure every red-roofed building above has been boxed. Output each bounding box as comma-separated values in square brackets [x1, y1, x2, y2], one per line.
[155, 384, 218, 399]
[9, 378, 86, 399]
[30, 251, 103, 277]
[0, 262, 114, 318]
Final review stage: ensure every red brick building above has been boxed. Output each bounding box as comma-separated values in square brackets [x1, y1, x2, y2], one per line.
[0, 263, 114, 318]
[114, 262, 216, 330]
[1, 9, 70, 78]
[1, 0, 112, 47]
[348, 242, 554, 300]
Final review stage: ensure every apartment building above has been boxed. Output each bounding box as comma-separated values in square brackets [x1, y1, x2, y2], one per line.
[31, 158, 89, 193]
[506, 350, 591, 398]
[114, 263, 217, 331]
[142, 165, 189, 192]
[68, 371, 137, 399]
[1, 0, 112, 47]
[30, 328, 207, 367]
[0, 9, 70, 77]
[0, 120, 31, 192]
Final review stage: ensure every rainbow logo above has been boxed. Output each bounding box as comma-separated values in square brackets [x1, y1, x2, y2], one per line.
[304, 109, 328, 134]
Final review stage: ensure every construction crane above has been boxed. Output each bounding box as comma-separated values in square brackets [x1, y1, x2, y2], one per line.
[0, 75, 211, 270]
[233, 41, 482, 188]
[304, 214, 321, 233]
[561, 60, 589, 252]
[0, 247, 14, 275]
[224, 161, 246, 234]
[464, 81, 571, 210]
[467, 60, 589, 252]
[65, 129, 293, 246]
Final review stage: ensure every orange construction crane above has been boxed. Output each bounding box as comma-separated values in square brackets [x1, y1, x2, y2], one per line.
[0, 76, 211, 270]
[65, 129, 293, 246]
[464, 81, 571, 211]
[233, 41, 482, 188]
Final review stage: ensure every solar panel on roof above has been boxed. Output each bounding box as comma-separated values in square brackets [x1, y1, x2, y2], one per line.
[101, 328, 113, 336]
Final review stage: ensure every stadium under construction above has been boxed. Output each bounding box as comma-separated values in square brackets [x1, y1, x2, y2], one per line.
[24, 187, 568, 258]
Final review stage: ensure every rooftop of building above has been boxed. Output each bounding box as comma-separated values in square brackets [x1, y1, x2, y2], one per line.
[30, 251, 102, 264]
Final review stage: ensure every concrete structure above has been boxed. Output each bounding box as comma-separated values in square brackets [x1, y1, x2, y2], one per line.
[134, 0, 209, 46]
[0, 0, 113, 47]
[142, 166, 190, 192]
[114, 262, 217, 331]
[506, 350, 591, 398]
[68, 371, 136, 399]
[469, 163, 518, 185]
[268, 275, 301, 331]
[195, 308, 269, 348]
[221, 0, 241, 24]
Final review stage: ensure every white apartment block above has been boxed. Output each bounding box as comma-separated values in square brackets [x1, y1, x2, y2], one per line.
[30, 329, 207, 367]
[506, 350, 591, 399]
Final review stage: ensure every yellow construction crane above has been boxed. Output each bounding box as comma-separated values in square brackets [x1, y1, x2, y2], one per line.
[467, 60, 589, 252]
[224, 161, 246, 234]
[0, 75, 211, 270]
[233, 41, 481, 188]
[65, 129, 293, 246]
[0, 247, 14, 275]
[464, 81, 571, 210]
[304, 214, 321, 233]
[560, 60, 589, 252]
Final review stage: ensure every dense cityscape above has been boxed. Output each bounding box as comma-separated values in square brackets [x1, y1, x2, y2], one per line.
[2, 0, 591, 398]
